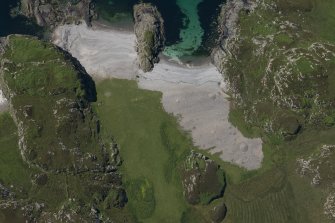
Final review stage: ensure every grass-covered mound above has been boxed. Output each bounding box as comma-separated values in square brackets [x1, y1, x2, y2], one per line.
[0, 36, 133, 222]
[1, 35, 110, 172]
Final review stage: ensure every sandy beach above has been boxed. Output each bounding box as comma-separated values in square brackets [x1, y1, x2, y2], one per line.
[53, 23, 263, 170]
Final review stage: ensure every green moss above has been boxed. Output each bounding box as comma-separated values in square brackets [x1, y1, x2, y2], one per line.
[275, 33, 294, 46]
[296, 58, 314, 74]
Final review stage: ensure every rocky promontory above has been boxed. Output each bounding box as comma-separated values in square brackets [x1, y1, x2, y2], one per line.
[0, 35, 130, 222]
[133, 3, 165, 72]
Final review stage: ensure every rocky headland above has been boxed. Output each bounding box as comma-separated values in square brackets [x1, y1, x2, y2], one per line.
[133, 3, 165, 72]
[0, 35, 129, 222]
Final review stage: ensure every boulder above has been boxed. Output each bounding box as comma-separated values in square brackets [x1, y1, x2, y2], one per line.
[133, 3, 165, 72]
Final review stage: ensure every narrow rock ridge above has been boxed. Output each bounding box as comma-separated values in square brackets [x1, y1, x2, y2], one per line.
[20, 0, 94, 28]
[211, 0, 257, 75]
[133, 3, 165, 72]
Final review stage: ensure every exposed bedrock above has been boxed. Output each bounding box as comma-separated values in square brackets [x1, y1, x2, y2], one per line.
[133, 3, 165, 72]
[181, 151, 226, 205]
[211, 0, 255, 74]
[20, 0, 94, 28]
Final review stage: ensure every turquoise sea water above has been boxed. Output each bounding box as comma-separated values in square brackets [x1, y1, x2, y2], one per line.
[95, 0, 223, 59]
[0, 0, 223, 59]
[163, 0, 204, 59]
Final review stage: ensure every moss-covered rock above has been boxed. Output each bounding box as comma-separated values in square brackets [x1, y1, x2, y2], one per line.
[0, 36, 130, 222]
[182, 151, 226, 205]
[0, 35, 110, 173]
[210, 202, 227, 223]
[133, 3, 165, 72]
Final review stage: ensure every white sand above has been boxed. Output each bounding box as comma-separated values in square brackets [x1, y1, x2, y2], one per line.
[53, 23, 263, 170]
[0, 89, 8, 112]
[0, 90, 6, 104]
[53, 24, 138, 80]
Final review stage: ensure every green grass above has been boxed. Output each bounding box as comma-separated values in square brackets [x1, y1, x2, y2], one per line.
[0, 113, 32, 190]
[0, 114, 69, 210]
[308, 0, 335, 43]
[222, 109, 335, 223]
[94, 79, 196, 222]
[1, 35, 106, 171]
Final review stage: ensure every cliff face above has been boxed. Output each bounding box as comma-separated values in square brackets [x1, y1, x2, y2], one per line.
[212, 0, 335, 134]
[133, 3, 165, 72]
[20, 0, 94, 28]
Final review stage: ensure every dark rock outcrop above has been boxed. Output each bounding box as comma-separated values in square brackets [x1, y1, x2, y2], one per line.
[133, 3, 165, 72]
[182, 151, 226, 205]
[210, 202, 227, 223]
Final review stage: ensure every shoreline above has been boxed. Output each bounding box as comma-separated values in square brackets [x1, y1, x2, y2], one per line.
[52, 22, 263, 170]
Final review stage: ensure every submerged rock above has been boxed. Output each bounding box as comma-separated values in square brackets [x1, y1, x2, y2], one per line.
[133, 3, 165, 72]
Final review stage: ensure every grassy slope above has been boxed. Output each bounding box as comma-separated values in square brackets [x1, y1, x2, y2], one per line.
[220, 0, 335, 222]
[0, 113, 32, 190]
[94, 79, 193, 222]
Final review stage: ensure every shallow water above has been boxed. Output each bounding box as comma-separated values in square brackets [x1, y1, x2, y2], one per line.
[95, 0, 223, 59]
[163, 0, 204, 58]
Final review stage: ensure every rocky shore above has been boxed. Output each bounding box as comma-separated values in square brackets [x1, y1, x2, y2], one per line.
[20, 0, 94, 28]
[211, 0, 256, 74]
[133, 3, 165, 72]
